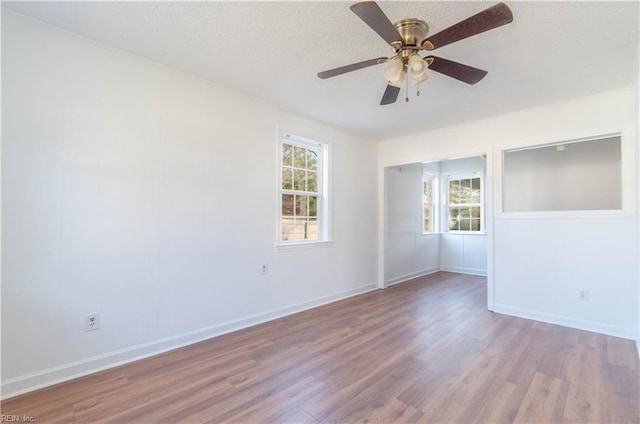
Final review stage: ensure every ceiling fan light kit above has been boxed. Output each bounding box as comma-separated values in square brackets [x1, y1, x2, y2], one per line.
[383, 57, 404, 84]
[318, 1, 513, 105]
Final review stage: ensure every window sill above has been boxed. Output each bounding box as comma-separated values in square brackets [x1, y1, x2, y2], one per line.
[420, 231, 487, 236]
[277, 240, 334, 253]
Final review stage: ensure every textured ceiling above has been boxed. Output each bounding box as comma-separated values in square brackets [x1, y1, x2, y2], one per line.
[3, 1, 639, 141]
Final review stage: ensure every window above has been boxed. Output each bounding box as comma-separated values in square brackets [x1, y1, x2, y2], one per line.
[502, 135, 621, 212]
[279, 135, 327, 243]
[447, 174, 482, 232]
[422, 173, 435, 232]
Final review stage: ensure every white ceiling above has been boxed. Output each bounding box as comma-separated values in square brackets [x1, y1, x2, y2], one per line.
[3, 1, 639, 141]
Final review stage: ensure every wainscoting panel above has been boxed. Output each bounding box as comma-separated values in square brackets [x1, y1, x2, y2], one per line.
[386, 231, 440, 285]
[440, 234, 487, 276]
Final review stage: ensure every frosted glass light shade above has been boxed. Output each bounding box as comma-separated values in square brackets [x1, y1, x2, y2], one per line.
[383, 57, 404, 83]
[412, 72, 428, 85]
[408, 54, 428, 78]
[388, 71, 406, 88]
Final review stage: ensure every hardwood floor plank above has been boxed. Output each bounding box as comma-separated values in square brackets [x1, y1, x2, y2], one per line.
[537, 325, 580, 379]
[604, 363, 640, 423]
[513, 372, 566, 423]
[210, 375, 324, 423]
[2, 272, 638, 424]
[416, 354, 505, 423]
[471, 380, 527, 423]
[562, 344, 606, 423]
[502, 327, 550, 388]
[319, 357, 428, 423]
[607, 335, 640, 370]
[268, 406, 318, 424]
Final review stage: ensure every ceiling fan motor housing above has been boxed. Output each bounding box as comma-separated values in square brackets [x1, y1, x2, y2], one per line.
[393, 19, 431, 51]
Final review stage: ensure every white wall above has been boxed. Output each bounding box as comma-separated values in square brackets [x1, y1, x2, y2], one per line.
[1, 10, 378, 397]
[385, 164, 439, 284]
[379, 87, 639, 340]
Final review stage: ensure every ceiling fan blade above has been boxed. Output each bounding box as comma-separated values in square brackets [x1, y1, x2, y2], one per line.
[426, 56, 488, 85]
[380, 84, 400, 105]
[422, 2, 513, 50]
[350, 1, 402, 45]
[318, 57, 386, 79]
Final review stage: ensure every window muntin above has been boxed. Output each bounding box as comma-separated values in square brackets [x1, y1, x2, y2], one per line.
[280, 138, 324, 243]
[447, 175, 482, 232]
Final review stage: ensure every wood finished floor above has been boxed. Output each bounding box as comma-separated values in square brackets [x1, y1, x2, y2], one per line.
[2, 272, 639, 423]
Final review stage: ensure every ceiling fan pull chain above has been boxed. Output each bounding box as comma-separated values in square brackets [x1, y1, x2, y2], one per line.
[405, 68, 409, 102]
[417, 80, 421, 97]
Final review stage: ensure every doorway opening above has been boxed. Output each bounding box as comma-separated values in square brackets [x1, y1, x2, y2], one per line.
[383, 154, 490, 300]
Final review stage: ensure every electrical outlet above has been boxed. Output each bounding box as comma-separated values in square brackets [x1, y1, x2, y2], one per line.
[578, 289, 589, 301]
[86, 313, 100, 331]
[261, 264, 268, 275]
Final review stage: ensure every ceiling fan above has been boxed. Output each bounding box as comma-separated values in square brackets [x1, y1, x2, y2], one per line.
[318, 1, 513, 105]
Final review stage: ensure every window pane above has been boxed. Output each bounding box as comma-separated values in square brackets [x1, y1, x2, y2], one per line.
[290, 218, 316, 240]
[309, 196, 318, 217]
[471, 206, 481, 218]
[295, 195, 308, 216]
[282, 167, 293, 190]
[294, 146, 306, 168]
[423, 205, 432, 232]
[471, 219, 481, 231]
[281, 217, 295, 240]
[306, 149, 318, 171]
[293, 169, 306, 191]
[288, 218, 305, 240]
[503, 136, 621, 212]
[282, 194, 294, 216]
[449, 207, 459, 231]
[282, 143, 293, 166]
[450, 178, 463, 203]
[460, 218, 471, 231]
[423, 180, 432, 204]
[307, 218, 318, 239]
[460, 207, 471, 218]
[471, 177, 480, 190]
[461, 179, 471, 190]
[307, 171, 317, 192]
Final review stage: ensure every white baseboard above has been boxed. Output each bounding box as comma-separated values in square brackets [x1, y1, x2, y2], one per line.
[439, 266, 487, 276]
[386, 266, 440, 286]
[494, 304, 636, 340]
[1, 283, 378, 399]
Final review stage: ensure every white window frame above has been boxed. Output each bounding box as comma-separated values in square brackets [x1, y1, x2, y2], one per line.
[278, 133, 330, 248]
[422, 172, 437, 233]
[444, 171, 484, 233]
